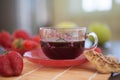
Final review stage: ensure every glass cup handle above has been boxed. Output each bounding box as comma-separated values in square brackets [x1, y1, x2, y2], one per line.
[85, 32, 98, 49]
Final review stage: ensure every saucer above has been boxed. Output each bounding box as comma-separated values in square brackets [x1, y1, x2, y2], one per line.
[24, 49, 87, 67]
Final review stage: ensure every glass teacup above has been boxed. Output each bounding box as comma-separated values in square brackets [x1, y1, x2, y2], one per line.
[39, 27, 98, 60]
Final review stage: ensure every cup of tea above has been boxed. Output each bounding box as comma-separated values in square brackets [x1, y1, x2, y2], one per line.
[39, 27, 98, 60]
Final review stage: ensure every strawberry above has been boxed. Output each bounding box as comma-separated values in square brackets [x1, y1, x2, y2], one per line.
[94, 47, 102, 53]
[12, 39, 40, 56]
[13, 29, 31, 40]
[0, 31, 12, 48]
[0, 55, 13, 76]
[0, 48, 23, 77]
[7, 51, 23, 76]
[23, 40, 40, 51]
[32, 35, 40, 43]
[12, 39, 26, 56]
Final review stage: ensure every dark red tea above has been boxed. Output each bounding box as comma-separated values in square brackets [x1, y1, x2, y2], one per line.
[40, 41, 85, 59]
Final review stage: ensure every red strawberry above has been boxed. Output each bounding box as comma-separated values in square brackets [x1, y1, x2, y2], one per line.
[12, 39, 26, 56]
[0, 55, 13, 76]
[23, 40, 40, 50]
[94, 47, 102, 53]
[7, 51, 23, 76]
[0, 48, 23, 76]
[32, 35, 40, 43]
[0, 31, 12, 48]
[13, 29, 31, 40]
[12, 39, 40, 56]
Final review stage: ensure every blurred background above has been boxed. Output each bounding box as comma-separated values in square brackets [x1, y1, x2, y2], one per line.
[0, 0, 120, 41]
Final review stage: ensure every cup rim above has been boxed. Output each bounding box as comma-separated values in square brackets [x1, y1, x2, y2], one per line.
[40, 27, 86, 30]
